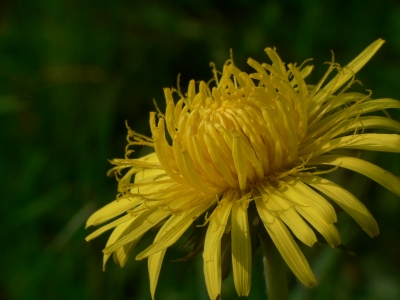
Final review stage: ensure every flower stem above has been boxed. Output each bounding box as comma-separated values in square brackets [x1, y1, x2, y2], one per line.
[261, 235, 289, 300]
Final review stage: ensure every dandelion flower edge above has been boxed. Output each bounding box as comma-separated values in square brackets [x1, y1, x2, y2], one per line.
[86, 39, 400, 300]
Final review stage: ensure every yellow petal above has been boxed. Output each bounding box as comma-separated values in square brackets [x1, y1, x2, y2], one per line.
[302, 66, 314, 82]
[342, 39, 384, 77]
[86, 213, 135, 241]
[267, 183, 340, 247]
[352, 97, 400, 115]
[295, 205, 341, 247]
[232, 131, 248, 190]
[86, 197, 141, 227]
[280, 207, 317, 247]
[311, 98, 400, 132]
[148, 250, 166, 300]
[233, 109, 268, 176]
[307, 155, 400, 196]
[275, 100, 299, 164]
[103, 207, 171, 253]
[279, 178, 337, 224]
[254, 193, 317, 287]
[146, 211, 175, 300]
[265, 47, 287, 77]
[265, 189, 317, 247]
[133, 152, 162, 178]
[203, 190, 234, 300]
[305, 134, 400, 155]
[343, 116, 400, 134]
[150, 114, 186, 185]
[300, 175, 379, 237]
[338, 134, 400, 152]
[173, 140, 218, 194]
[261, 106, 284, 169]
[313, 39, 385, 105]
[324, 92, 367, 113]
[204, 132, 239, 188]
[231, 197, 252, 296]
[104, 189, 203, 253]
[113, 236, 142, 268]
[190, 135, 227, 187]
[102, 218, 136, 270]
[164, 88, 178, 138]
[136, 199, 213, 260]
[146, 191, 206, 300]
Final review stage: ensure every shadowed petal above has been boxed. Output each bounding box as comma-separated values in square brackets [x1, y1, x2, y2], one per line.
[307, 155, 400, 196]
[231, 195, 252, 296]
[203, 190, 235, 300]
[300, 175, 379, 237]
[255, 192, 317, 287]
[136, 199, 214, 260]
[148, 250, 166, 300]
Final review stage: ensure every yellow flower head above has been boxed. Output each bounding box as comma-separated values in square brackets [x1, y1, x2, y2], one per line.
[86, 39, 400, 299]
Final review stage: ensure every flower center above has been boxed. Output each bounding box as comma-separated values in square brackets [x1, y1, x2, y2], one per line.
[152, 59, 307, 195]
[189, 92, 301, 191]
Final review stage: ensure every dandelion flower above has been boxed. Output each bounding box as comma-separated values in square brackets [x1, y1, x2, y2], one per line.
[86, 39, 400, 299]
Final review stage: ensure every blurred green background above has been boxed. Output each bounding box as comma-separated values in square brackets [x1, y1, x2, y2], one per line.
[1, 0, 400, 299]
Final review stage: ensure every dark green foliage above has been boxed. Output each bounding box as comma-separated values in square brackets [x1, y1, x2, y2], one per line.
[1, 0, 400, 299]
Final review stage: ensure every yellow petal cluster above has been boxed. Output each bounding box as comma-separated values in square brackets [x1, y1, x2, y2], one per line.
[86, 39, 400, 299]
